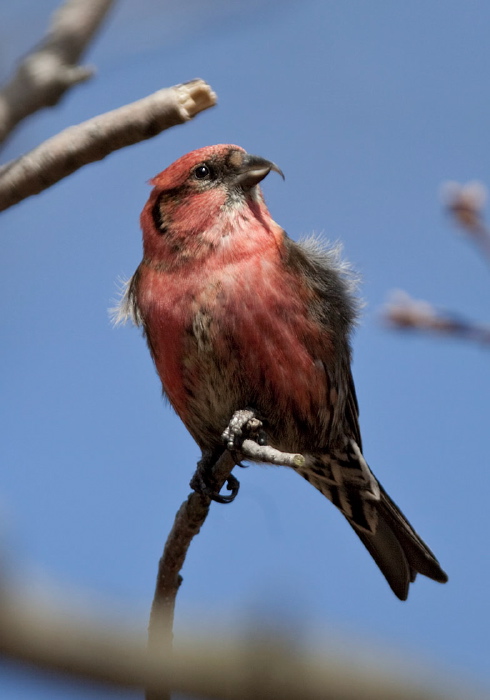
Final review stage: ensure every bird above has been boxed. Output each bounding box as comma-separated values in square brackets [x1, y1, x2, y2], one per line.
[119, 144, 448, 600]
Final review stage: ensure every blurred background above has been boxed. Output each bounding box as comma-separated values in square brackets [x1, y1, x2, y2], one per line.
[1, 1, 489, 697]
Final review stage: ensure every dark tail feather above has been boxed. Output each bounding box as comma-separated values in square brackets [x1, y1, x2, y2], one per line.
[351, 483, 448, 601]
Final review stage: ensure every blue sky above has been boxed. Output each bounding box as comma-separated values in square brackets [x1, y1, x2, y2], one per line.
[1, 1, 490, 697]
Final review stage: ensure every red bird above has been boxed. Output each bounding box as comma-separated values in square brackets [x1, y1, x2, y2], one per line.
[120, 144, 448, 600]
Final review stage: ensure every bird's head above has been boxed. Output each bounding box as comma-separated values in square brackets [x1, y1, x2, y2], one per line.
[140, 145, 284, 264]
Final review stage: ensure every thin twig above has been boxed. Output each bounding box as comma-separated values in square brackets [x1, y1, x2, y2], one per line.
[0, 79, 217, 212]
[0, 0, 115, 145]
[221, 408, 306, 467]
[240, 439, 305, 467]
[385, 182, 490, 344]
[146, 407, 308, 694]
[148, 451, 235, 648]
[146, 450, 236, 700]
[146, 422, 306, 667]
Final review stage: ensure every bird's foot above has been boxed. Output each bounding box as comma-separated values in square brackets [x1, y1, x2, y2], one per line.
[190, 410, 270, 504]
[221, 408, 268, 452]
[190, 449, 240, 504]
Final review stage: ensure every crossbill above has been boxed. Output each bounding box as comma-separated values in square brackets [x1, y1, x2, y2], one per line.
[120, 144, 447, 600]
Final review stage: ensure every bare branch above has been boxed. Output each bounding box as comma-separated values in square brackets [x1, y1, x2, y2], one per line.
[146, 407, 308, 692]
[148, 451, 235, 642]
[0, 0, 116, 145]
[0, 587, 482, 700]
[221, 409, 306, 468]
[146, 450, 235, 700]
[383, 290, 490, 344]
[146, 410, 308, 700]
[0, 79, 217, 212]
[385, 182, 490, 344]
[240, 439, 305, 467]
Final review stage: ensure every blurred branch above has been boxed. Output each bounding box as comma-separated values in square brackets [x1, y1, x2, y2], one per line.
[384, 181, 490, 344]
[0, 0, 115, 145]
[0, 79, 217, 212]
[383, 291, 490, 345]
[0, 587, 483, 700]
[442, 181, 490, 262]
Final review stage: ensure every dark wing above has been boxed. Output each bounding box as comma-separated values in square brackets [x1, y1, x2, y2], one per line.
[345, 369, 362, 451]
[283, 235, 360, 445]
[284, 237, 447, 599]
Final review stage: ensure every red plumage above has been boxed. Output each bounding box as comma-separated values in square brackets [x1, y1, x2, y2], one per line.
[121, 144, 447, 600]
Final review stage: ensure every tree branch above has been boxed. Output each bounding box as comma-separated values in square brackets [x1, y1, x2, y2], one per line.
[0, 586, 481, 700]
[146, 450, 236, 700]
[383, 291, 490, 345]
[147, 413, 307, 677]
[146, 410, 308, 700]
[147, 451, 235, 649]
[0, 79, 217, 212]
[0, 0, 116, 145]
[384, 181, 490, 344]
[240, 439, 305, 467]
[442, 180, 490, 262]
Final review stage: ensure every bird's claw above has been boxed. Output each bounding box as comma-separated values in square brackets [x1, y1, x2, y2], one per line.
[190, 470, 240, 504]
[208, 474, 240, 503]
[190, 409, 269, 505]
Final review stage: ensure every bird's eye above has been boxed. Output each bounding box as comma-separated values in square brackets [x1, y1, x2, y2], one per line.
[194, 164, 212, 180]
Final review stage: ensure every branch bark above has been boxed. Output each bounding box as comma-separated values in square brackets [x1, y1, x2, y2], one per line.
[146, 450, 236, 700]
[147, 451, 234, 645]
[0, 79, 217, 212]
[240, 439, 305, 467]
[145, 414, 310, 700]
[0, 0, 116, 145]
[146, 413, 308, 688]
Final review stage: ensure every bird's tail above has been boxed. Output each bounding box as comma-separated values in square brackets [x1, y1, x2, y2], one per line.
[299, 448, 448, 600]
[350, 483, 448, 600]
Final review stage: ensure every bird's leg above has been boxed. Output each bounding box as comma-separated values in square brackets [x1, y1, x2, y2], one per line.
[190, 447, 240, 504]
[190, 409, 269, 504]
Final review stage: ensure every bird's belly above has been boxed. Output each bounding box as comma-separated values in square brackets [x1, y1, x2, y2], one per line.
[174, 299, 331, 452]
[142, 261, 333, 452]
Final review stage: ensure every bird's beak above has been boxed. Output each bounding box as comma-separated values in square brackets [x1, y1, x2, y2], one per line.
[234, 154, 285, 191]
